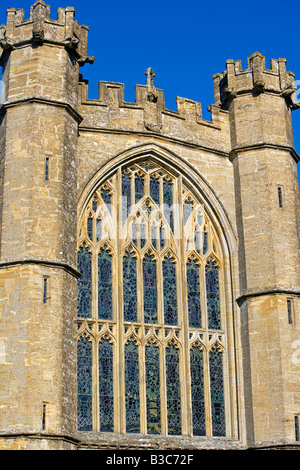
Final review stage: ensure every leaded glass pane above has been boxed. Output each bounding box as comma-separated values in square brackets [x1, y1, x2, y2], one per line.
[145, 341, 161, 434]
[209, 348, 225, 436]
[87, 215, 93, 241]
[187, 258, 202, 328]
[162, 254, 177, 325]
[143, 253, 158, 324]
[135, 174, 144, 203]
[125, 341, 140, 433]
[101, 188, 112, 210]
[190, 346, 206, 436]
[77, 245, 92, 318]
[77, 336, 93, 431]
[122, 172, 131, 220]
[163, 178, 174, 232]
[99, 338, 114, 432]
[184, 199, 193, 225]
[166, 343, 181, 435]
[150, 176, 160, 205]
[96, 218, 102, 242]
[203, 229, 208, 255]
[123, 251, 138, 322]
[205, 258, 221, 330]
[98, 247, 113, 320]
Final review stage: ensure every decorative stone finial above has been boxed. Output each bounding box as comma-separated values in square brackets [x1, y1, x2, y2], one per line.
[145, 67, 155, 88]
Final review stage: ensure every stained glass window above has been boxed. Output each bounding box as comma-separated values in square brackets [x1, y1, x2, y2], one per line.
[125, 340, 140, 433]
[145, 341, 161, 434]
[162, 254, 177, 325]
[209, 348, 225, 436]
[98, 246, 113, 320]
[77, 245, 92, 318]
[77, 160, 229, 438]
[166, 342, 181, 435]
[143, 252, 158, 324]
[123, 250, 138, 323]
[205, 257, 221, 330]
[186, 257, 202, 328]
[77, 336, 93, 431]
[190, 346, 206, 436]
[99, 338, 114, 432]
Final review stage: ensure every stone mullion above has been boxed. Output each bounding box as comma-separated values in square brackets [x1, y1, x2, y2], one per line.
[177, 175, 190, 436]
[116, 168, 125, 434]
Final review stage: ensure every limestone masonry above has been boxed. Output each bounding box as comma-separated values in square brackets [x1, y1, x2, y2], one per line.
[0, 1, 299, 450]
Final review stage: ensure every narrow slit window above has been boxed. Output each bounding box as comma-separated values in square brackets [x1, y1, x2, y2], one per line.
[42, 404, 46, 430]
[43, 277, 48, 304]
[45, 157, 49, 181]
[295, 415, 299, 441]
[278, 186, 283, 208]
[287, 298, 293, 324]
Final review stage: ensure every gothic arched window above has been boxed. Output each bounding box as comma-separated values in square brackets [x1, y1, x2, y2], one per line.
[77, 159, 228, 437]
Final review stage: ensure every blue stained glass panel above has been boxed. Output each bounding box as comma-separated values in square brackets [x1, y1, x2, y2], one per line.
[101, 188, 112, 211]
[190, 347, 206, 436]
[145, 341, 161, 434]
[99, 338, 114, 432]
[162, 255, 177, 325]
[143, 253, 158, 324]
[187, 258, 202, 328]
[125, 341, 140, 433]
[205, 258, 221, 330]
[203, 229, 208, 255]
[77, 246, 92, 318]
[135, 174, 144, 203]
[123, 251, 138, 322]
[209, 348, 225, 436]
[87, 215, 93, 241]
[163, 179, 174, 233]
[122, 173, 131, 220]
[150, 177, 160, 205]
[166, 343, 181, 435]
[184, 199, 193, 225]
[77, 336, 93, 431]
[98, 247, 113, 320]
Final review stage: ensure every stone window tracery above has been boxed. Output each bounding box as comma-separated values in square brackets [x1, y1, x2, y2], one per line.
[77, 158, 228, 437]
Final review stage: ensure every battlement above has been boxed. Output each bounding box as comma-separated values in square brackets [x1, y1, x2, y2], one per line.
[0, 0, 94, 66]
[79, 72, 226, 129]
[214, 52, 299, 109]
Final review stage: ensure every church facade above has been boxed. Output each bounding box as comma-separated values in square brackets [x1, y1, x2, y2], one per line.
[0, 1, 299, 450]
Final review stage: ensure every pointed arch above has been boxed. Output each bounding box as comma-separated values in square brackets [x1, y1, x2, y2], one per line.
[76, 143, 237, 438]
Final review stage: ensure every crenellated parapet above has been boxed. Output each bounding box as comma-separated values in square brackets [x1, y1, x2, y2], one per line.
[78, 69, 229, 144]
[213, 52, 299, 110]
[0, 0, 94, 66]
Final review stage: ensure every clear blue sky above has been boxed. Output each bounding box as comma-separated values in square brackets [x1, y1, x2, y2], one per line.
[1, 0, 300, 187]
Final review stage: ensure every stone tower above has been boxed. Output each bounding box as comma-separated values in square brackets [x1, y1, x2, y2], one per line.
[214, 54, 300, 444]
[0, 2, 299, 451]
[0, 1, 93, 449]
